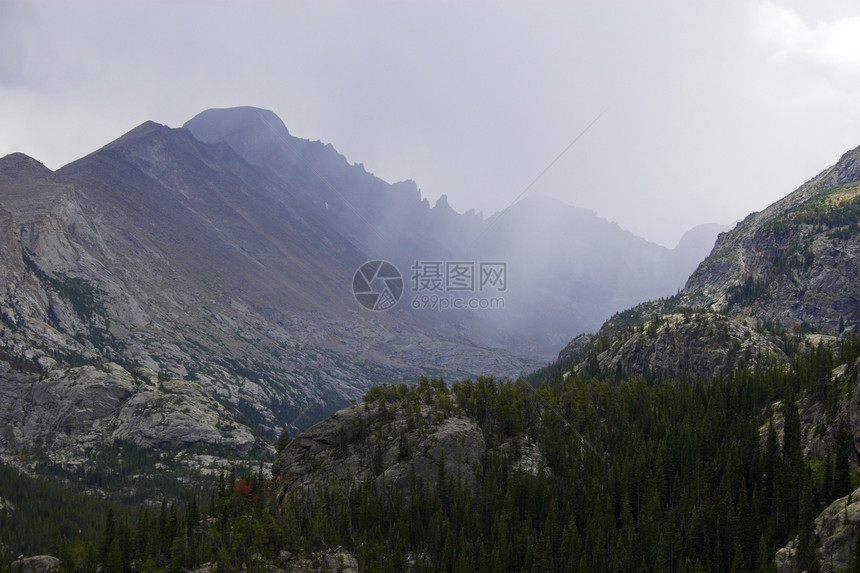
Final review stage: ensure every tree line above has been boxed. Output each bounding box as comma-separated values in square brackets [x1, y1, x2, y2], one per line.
[3, 335, 860, 571]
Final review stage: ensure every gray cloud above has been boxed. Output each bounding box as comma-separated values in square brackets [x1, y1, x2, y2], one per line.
[2, 0, 859, 247]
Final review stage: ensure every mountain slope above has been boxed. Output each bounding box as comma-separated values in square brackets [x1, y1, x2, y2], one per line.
[685, 144, 860, 332]
[0, 124, 541, 446]
[185, 106, 722, 351]
[553, 143, 860, 381]
[1, 107, 722, 466]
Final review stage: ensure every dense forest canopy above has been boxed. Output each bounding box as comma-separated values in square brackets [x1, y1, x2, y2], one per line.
[3, 336, 860, 572]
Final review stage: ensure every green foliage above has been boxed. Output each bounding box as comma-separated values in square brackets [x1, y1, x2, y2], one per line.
[765, 183, 860, 235]
[10, 336, 860, 571]
[275, 426, 290, 453]
[834, 419, 852, 500]
[0, 462, 129, 562]
[726, 276, 770, 310]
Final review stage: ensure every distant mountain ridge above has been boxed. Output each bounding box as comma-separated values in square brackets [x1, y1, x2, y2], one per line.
[0, 106, 721, 466]
[184, 106, 724, 350]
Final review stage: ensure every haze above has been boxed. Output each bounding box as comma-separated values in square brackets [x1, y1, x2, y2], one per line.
[2, 0, 860, 247]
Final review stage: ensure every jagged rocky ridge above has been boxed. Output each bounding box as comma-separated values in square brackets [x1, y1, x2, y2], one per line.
[685, 143, 860, 330]
[545, 142, 860, 570]
[570, 309, 789, 381]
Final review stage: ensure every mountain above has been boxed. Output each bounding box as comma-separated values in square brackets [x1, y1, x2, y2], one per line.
[554, 144, 860, 382]
[5, 112, 860, 571]
[263, 141, 860, 573]
[0, 106, 720, 469]
[0, 120, 523, 451]
[469, 195, 730, 350]
[684, 144, 860, 333]
[186, 107, 721, 350]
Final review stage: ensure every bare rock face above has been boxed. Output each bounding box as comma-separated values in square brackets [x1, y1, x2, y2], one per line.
[578, 310, 786, 381]
[777, 486, 860, 573]
[11, 555, 60, 572]
[561, 144, 860, 385]
[762, 357, 860, 465]
[190, 547, 359, 573]
[557, 333, 594, 365]
[0, 361, 257, 467]
[273, 400, 486, 501]
[283, 547, 359, 573]
[0, 121, 544, 445]
[684, 145, 860, 334]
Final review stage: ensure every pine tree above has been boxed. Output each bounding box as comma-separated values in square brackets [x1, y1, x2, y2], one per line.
[835, 419, 852, 499]
[276, 425, 290, 453]
[850, 524, 860, 573]
[824, 447, 835, 504]
[781, 396, 803, 535]
[763, 422, 779, 513]
[98, 508, 116, 567]
[731, 545, 747, 573]
[796, 471, 818, 571]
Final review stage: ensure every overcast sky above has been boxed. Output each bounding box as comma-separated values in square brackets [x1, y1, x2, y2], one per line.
[2, 1, 860, 247]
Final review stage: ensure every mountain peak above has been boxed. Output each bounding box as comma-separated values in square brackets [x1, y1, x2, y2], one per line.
[183, 107, 291, 165]
[100, 120, 172, 151]
[0, 152, 52, 180]
[834, 143, 860, 186]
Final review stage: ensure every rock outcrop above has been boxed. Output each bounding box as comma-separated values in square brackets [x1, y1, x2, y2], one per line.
[776, 486, 860, 573]
[0, 361, 257, 467]
[190, 547, 358, 573]
[555, 144, 860, 383]
[572, 310, 787, 381]
[11, 555, 59, 573]
[273, 399, 486, 501]
[684, 144, 860, 334]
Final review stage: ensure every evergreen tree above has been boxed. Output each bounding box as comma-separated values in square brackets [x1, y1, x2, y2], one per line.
[98, 508, 116, 567]
[276, 425, 291, 453]
[796, 471, 818, 571]
[835, 419, 852, 499]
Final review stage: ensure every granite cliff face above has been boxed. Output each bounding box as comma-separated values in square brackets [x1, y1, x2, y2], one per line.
[0, 361, 257, 469]
[557, 144, 860, 381]
[574, 310, 788, 381]
[273, 400, 486, 500]
[0, 115, 539, 450]
[775, 486, 860, 573]
[768, 357, 860, 572]
[272, 380, 546, 502]
[684, 144, 860, 333]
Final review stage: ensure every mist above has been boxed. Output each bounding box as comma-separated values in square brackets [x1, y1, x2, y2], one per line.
[3, 1, 860, 248]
